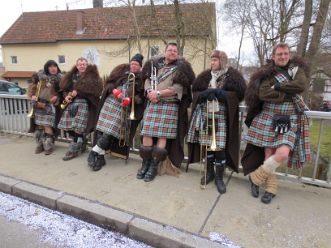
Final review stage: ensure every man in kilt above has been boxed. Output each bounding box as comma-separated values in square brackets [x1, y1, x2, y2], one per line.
[137, 42, 195, 182]
[242, 43, 311, 204]
[87, 54, 145, 171]
[58, 57, 103, 161]
[186, 50, 246, 194]
[28, 60, 63, 155]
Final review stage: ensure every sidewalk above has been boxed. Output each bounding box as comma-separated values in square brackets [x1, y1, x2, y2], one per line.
[0, 133, 331, 248]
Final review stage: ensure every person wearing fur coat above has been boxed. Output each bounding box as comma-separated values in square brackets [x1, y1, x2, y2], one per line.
[58, 57, 103, 161]
[28, 60, 63, 155]
[87, 54, 145, 171]
[186, 50, 246, 194]
[137, 43, 195, 182]
[242, 43, 311, 204]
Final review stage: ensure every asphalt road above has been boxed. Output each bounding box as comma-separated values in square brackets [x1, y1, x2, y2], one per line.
[0, 215, 56, 248]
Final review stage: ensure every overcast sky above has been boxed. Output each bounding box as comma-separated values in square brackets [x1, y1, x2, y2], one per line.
[0, 0, 255, 65]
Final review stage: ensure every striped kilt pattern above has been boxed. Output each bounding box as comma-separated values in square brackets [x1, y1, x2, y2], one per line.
[187, 102, 227, 149]
[246, 101, 297, 149]
[96, 95, 129, 140]
[141, 101, 178, 139]
[34, 104, 56, 128]
[58, 98, 89, 134]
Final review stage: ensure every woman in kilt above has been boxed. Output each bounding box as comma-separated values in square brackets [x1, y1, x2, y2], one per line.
[242, 43, 311, 204]
[87, 54, 145, 171]
[186, 50, 246, 194]
[137, 43, 195, 182]
[28, 60, 63, 155]
[58, 57, 103, 161]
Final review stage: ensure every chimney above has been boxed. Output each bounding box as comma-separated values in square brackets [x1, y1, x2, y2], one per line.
[93, 0, 103, 8]
[76, 11, 85, 35]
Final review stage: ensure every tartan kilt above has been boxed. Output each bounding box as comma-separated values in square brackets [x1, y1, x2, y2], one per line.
[58, 98, 89, 134]
[141, 101, 178, 139]
[34, 103, 56, 128]
[96, 95, 129, 140]
[187, 102, 227, 149]
[246, 101, 298, 149]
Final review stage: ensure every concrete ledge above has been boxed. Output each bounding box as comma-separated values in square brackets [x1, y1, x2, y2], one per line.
[12, 182, 63, 209]
[0, 174, 20, 194]
[56, 194, 133, 234]
[128, 217, 225, 248]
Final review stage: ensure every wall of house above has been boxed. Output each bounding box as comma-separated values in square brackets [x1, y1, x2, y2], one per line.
[2, 37, 214, 79]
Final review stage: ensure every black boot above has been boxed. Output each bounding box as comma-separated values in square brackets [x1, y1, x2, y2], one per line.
[261, 191, 275, 204]
[214, 162, 226, 194]
[200, 157, 215, 185]
[137, 159, 151, 179]
[249, 175, 259, 198]
[144, 159, 158, 182]
[92, 154, 106, 171]
[87, 150, 98, 167]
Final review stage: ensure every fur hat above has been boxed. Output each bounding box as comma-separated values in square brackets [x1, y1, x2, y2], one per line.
[43, 60, 61, 75]
[210, 50, 228, 64]
[130, 53, 144, 67]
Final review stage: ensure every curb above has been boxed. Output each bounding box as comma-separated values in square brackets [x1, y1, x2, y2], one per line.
[0, 174, 226, 248]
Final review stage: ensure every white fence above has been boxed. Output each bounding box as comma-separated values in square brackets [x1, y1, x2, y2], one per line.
[1, 94, 331, 188]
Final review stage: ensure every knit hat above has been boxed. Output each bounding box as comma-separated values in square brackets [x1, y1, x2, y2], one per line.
[130, 53, 144, 67]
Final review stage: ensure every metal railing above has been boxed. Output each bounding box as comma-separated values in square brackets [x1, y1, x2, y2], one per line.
[1, 95, 331, 188]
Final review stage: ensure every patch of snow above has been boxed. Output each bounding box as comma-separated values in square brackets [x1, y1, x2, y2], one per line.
[209, 232, 243, 248]
[0, 192, 152, 248]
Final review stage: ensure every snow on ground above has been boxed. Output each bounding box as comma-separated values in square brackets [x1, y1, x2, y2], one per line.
[0, 192, 152, 248]
[209, 232, 243, 248]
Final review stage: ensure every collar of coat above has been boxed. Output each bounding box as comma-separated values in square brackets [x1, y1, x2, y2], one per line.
[192, 67, 247, 102]
[104, 63, 142, 87]
[60, 64, 103, 98]
[142, 56, 195, 88]
[245, 56, 309, 117]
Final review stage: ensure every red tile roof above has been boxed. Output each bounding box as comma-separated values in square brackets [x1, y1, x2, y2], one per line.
[0, 3, 215, 44]
[2, 71, 35, 78]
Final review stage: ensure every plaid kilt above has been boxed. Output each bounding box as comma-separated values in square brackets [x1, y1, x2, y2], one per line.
[96, 95, 129, 140]
[187, 102, 226, 149]
[34, 104, 56, 128]
[141, 101, 178, 139]
[58, 98, 89, 134]
[246, 101, 297, 149]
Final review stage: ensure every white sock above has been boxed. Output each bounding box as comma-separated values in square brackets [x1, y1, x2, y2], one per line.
[92, 145, 105, 155]
[261, 156, 281, 174]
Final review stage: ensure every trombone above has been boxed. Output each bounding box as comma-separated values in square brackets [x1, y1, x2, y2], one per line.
[27, 80, 44, 118]
[200, 99, 219, 189]
[119, 72, 136, 147]
[128, 72, 136, 120]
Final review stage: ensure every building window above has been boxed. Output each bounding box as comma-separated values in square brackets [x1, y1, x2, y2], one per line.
[11, 56, 17, 64]
[58, 55, 66, 64]
[150, 46, 159, 58]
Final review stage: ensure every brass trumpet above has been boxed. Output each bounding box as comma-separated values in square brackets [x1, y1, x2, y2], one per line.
[128, 72, 136, 120]
[150, 61, 158, 90]
[60, 92, 73, 109]
[27, 80, 44, 118]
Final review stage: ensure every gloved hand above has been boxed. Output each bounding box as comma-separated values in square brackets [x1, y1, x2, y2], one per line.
[112, 89, 123, 99]
[197, 89, 217, 104]
[215, 89, 226, 102]
[121, 97, 131, 107]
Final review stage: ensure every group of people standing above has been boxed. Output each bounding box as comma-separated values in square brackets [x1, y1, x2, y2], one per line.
[28, 42, 310, 204]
